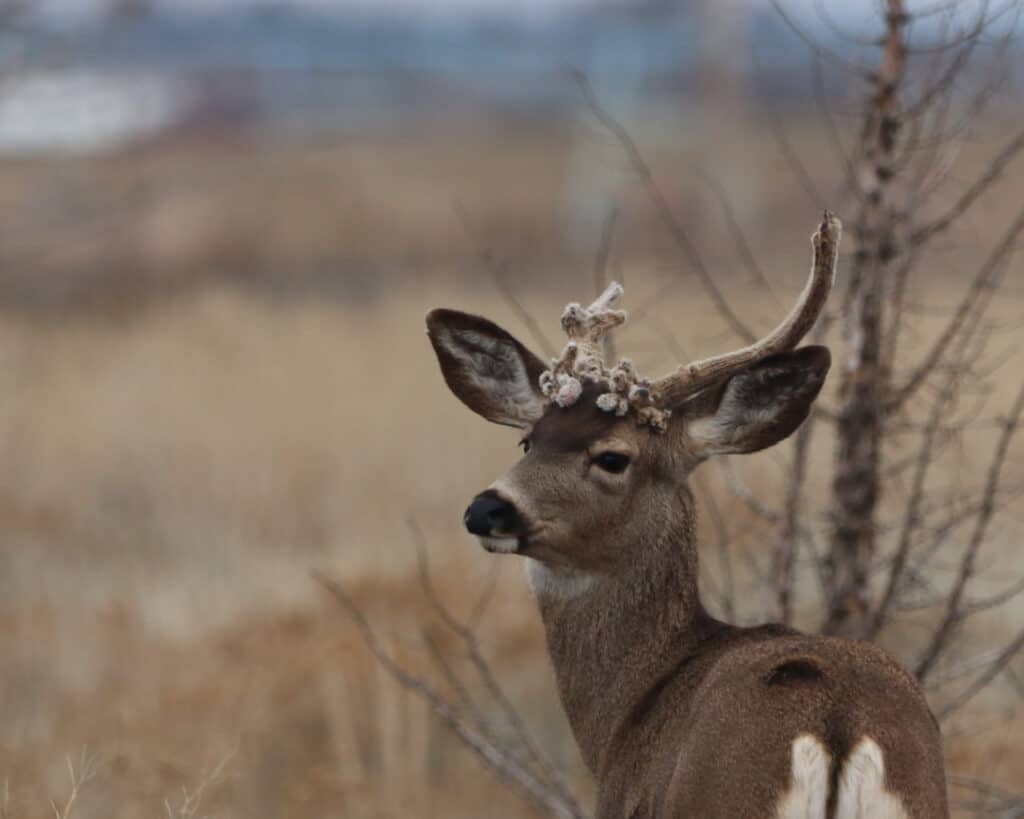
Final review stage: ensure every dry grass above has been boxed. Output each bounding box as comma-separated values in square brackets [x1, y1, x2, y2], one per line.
[0, 119, 1021, 817]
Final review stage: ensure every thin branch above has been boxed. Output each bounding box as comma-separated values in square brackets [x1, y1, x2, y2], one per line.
[812, 0, 886, 47]
[573, 71, 758, 344]
[454, 202, 558, 359]
[910, 128, 1024, 246]
[314, 571, 588, 819]
[889, 204, 1024, 413]
[768, 115, 827, 212]
[961, 576, 1024, 618]
[407, 522, 576, 804]
[810, 52, 862, 205]
[693, 474, 737, 622]
[49, 750, 97, 819]
[867, 346, 962, 639]
[937, 624, 1024, 720]
[916, 379, 1024, 679]
[164, 748, 236, 819]
[717, 457, 781, 525]
[773, 393, 817, 625]
[770, 0, 876, 77]
[689, 166, 783, 311]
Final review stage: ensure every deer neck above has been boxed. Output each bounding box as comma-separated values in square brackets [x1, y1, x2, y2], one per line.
[527, 490, 723, 775]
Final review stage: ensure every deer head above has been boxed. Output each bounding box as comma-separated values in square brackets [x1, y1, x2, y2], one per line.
[426, 213, 840, 590]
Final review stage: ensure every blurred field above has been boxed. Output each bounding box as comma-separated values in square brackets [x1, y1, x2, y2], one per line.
[0, 117, 1022, 818]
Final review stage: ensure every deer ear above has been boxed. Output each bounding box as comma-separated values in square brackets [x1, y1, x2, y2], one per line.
[426, 309, 548, 429]
[685, 346, 830, 458]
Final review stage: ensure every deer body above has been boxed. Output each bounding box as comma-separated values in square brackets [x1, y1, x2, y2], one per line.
[535, 550, 945, 818]
[427, 215, 949, 818]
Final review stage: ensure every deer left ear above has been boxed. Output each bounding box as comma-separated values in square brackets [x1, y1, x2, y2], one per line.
[426, 308, 548, 429]
[685, 346, 831, 458]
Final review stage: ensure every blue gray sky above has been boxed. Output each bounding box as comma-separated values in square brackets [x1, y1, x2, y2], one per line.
[37, 0, 870, 21]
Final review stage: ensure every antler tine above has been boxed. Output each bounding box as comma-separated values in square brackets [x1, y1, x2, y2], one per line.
[541, 281, 629, 410]
[652, 212, 841, 408]
[560, 281, 626, 346]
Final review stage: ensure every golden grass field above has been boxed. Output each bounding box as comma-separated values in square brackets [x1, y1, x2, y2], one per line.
[0, 116, 1022, 817]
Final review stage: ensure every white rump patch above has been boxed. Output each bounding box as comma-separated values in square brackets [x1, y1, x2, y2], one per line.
[776, 734, 830, 819]
[526, 559, 595, 600]
[440, 327, 544, 426]
[834, 738, 910, 819]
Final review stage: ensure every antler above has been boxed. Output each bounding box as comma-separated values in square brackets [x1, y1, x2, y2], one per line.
[537, 212, 840, 431]
[539, 283, 624, 407]
[651, 211, 841, 407]
[559, 282, 626, 376]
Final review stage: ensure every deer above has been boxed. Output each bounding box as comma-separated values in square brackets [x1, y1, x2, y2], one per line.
[425, 213, 948, 819]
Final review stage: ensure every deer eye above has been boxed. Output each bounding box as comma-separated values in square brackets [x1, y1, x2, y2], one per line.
[593, 452, 630, 474]
[519, 438, 531, 453]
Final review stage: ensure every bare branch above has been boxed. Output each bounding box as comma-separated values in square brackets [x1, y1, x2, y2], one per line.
[810, 53, 862, 204]
[889, 203, 1024, 413]
[770, 0, 876, 77]
[690, 166, 784, 312]
[916, 379, 1024, 679]
[407, 522, 576, 804]
[961, 576, 1024, 619]
[315, 571, 588, 819]
[717, 457, 781, 525]
[867, 348, 963, 639]
[693, 474, 737, 622]
[454, 202, 558, 359]
[937, 624, 1024, 720]
[49, 750, 97, 819]
[768, 115, 827, 212]
[573, 70, 758, 344]
[910, 128, 1024, 246]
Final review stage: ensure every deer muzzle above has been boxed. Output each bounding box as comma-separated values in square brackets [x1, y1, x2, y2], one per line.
[464, 489, 527, 552]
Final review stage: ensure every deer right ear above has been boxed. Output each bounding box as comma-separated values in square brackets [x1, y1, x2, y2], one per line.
[426, 309, 548, 429]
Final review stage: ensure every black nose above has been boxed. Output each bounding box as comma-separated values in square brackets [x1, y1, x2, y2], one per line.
[464, 490, 524, 537]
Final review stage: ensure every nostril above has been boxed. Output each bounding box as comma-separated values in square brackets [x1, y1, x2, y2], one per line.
[487, 506, 510, 527]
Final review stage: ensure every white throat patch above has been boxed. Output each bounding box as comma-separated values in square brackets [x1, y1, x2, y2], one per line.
[526, 559, 596, 600]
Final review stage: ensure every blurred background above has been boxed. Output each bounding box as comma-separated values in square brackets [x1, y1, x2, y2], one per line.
[0, 0, 1022, 816]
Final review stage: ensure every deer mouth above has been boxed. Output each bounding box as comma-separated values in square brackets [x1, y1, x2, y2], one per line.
[478, 534, 526, 554]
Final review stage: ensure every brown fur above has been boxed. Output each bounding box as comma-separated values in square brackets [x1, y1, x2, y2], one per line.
[427, 311, 949, 819]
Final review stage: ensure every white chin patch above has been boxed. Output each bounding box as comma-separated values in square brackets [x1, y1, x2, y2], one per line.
[478, 536, 520, 554]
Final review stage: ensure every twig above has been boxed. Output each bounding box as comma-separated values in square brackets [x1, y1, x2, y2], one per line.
[916, 379, 1024, 679]
[770, 0, 876, 77]
[49, 750, 97, 819]
[407, 521, 576, 804]
[717, 458, 780, 525]
[454, 202, 558, 359]
[689, 166, 783, 311]
[867, 336, 973, 639]
[937, 624, 1024, 720]
[692, 474, 737, 621]
[910, 128, 1024, 246]
[573, 71, 758, 344]
[164, 748, 236, 819]
[314, 570, 588, 819]
[888, 202, 1024, 414]
[773, 404, 816, 625]
[768, 115, 827, 212]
